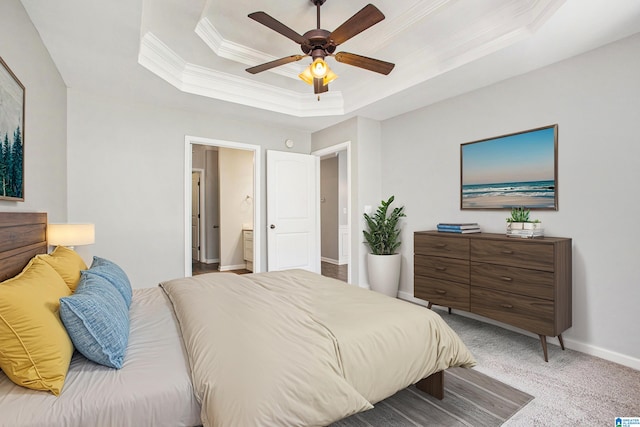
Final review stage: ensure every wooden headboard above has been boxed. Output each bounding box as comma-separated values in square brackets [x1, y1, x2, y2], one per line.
[0, 212, 47, 281]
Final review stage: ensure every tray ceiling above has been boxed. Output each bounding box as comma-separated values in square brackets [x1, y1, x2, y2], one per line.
[138, 0, 566, 117]
[18, 0, 640, 131]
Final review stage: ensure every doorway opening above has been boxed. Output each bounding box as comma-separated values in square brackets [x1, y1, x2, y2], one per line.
[312, 142, 352, 284]
[191, 168, 205, 263]
[184, 136, 261, 277]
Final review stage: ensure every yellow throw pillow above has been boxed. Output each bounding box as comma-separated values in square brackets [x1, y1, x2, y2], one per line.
[38, 245, 88, 292]
[0, 257, 74, 395]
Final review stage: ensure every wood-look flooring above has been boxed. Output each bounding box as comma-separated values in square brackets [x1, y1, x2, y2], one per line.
[321, 261, 348, 282]
[192, 261, 251, 275]
[193, 260, 348, 282]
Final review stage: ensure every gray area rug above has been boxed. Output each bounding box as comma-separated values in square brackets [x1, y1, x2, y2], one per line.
[332, 367, 533, 426]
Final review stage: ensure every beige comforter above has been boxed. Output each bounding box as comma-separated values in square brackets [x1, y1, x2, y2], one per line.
[160, 269, 475, 427]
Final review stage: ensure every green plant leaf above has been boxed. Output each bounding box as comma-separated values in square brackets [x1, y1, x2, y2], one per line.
[363, 196, 406, 255]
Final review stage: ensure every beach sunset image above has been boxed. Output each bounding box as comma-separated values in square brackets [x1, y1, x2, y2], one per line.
[461, 125, 557, 209]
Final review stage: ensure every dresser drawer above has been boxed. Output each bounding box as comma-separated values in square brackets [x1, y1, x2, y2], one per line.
[415, 276, 469, 311]
[470, 287, 555, 336]
[471, 262, 554, 300]
[470, 239, 554, 271]
[415, 255, 469, 284]
[415, 234, 469, 260]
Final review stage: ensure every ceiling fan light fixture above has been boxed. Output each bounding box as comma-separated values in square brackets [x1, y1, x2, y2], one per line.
[323, 67, 338, 85]
[249, 1, 392, 95]
[310, 58, 328, 78]
[298, 66, 314, 85]
[299, 60, 338, 86]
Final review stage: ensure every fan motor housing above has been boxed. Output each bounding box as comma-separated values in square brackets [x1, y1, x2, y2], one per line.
[301, 29, 334, 54]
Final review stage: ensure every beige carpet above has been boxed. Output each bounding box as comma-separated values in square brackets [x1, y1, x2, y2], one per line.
[332, 367, 533, 426]
[435, 308, 640, 426]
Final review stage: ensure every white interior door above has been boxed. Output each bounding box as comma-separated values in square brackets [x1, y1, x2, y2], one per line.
[267, 150, 320, 273]
[191, 171, 201, 261]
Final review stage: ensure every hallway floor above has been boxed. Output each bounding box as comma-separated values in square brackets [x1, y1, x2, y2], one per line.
[192, 261, 251, 276]
[192, 260, 347, 283]
[321, 262, 348, 282]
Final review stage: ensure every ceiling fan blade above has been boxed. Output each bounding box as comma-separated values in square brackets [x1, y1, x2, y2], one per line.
[334, 52, 394, 75]
[248, 12, 306, 45]
[329, 4, 385, 46]
[246, 55, 306, 74]
[313, 78, 328, 94]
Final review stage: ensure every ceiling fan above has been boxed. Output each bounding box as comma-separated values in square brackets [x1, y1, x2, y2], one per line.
[246, 0, 395, 95]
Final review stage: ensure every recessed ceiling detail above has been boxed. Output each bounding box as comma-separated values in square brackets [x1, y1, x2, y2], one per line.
[138, 32, 345, 117]
[195, 17, 305, 81]
[137, 0, 566, 117]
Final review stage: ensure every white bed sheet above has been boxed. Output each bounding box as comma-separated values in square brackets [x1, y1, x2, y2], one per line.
[0, 287, 201, 427]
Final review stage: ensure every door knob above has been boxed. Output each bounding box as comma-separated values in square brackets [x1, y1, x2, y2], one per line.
[270, 224, 276, 229]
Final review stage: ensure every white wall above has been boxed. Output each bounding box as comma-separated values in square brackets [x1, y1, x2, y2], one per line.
[204, 149, 219, 262]
[219, 147, 253, 269]
[312, 116, 382, 287]
[0, 0, 67, 221]
[320, 156, 339, 261]
[381, 33, 640, 367]
[338, 150, 348, 227]
[67, 89, 311, 287]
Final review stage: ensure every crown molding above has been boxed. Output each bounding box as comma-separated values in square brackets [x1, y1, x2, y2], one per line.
[195, 17, 305, 81]
[527, 0, 567, 32]
[139, 0, 564, 118]
[355, 0, 454, 56]
[138, 32, 344, 117]
[344, 4, 561, 112]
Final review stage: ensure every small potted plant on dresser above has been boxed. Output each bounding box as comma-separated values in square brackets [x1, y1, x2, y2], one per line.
[363, 196, 406, 297]
[506, 207, 543, 238]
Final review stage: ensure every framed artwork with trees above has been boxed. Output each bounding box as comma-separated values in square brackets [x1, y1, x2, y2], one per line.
[0, 56, 24, 201]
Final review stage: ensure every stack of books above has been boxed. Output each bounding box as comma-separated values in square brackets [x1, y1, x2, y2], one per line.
[436, 223, 481, 233]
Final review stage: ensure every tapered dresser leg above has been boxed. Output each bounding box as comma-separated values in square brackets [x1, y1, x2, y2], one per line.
[558, 334, 565, 351]
[448, 307, 452, 314]
[538, 335, 549, 362]
[427, 302, 433, 310]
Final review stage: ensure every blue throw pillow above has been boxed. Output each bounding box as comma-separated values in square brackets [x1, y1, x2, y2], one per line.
[84, 256, 132, 307]
[59, 273, 130, 369]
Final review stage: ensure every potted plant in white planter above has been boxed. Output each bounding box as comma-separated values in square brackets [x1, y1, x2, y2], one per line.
[363, 196, 406, 297]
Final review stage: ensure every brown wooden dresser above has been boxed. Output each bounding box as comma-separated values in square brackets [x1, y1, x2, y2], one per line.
[414, 230, 572, 361]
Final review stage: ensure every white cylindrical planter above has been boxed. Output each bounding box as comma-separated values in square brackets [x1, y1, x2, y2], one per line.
[367, 253, 401, 297]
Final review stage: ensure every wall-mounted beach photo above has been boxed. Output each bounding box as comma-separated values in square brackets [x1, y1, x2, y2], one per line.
[460, 125, 558, 210]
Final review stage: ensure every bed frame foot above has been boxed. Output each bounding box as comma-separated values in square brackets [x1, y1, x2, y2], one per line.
[416, 370, 444, 400]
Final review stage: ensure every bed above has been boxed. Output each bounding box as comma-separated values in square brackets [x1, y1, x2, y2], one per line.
[0, 212, 476, 426]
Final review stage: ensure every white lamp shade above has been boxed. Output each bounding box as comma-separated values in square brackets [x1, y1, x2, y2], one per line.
[48, 223, 95, 247]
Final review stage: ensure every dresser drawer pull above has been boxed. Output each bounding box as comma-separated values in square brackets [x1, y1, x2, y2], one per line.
[435, 290, 447, 295]
[500, 276, 513, 282]
[500, 303, 514, 309]
[434, 243, 447, 248]
[501, 250, 514, 255]
[435, 267, 447, 272]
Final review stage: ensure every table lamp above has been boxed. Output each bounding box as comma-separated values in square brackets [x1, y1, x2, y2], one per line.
[48, 223, 95, 249]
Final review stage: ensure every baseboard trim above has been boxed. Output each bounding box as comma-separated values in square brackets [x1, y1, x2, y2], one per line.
[199, 258, 219, 264]
[321, 257, 349, 266]
[397, 291, 640, 371]
[219, 263, 247, 272]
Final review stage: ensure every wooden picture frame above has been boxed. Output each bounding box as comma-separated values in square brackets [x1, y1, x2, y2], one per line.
[460, 124, 558, 210]
[0, 56, 25, 202]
